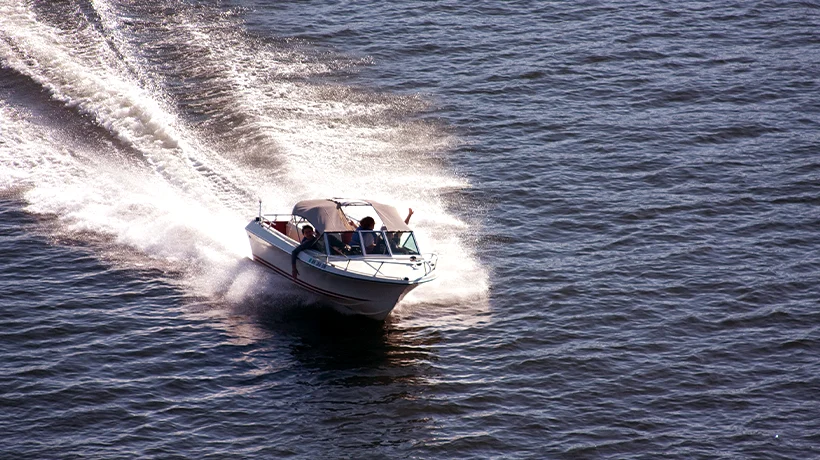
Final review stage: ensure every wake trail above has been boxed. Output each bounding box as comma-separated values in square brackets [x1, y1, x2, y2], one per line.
[0, 2, 256, 213]
[0, 0, 489, 316]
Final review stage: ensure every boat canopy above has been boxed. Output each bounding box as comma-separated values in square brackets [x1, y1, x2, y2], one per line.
[292, 199, 412, 234]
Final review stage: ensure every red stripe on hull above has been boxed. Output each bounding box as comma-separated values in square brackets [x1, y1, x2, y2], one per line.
[252, 255, 370, 302]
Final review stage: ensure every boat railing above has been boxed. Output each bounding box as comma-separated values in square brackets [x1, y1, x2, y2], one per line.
[319, 253, 438, 280]
[427, 253, 438, 276]
[257, 214, 295, 237]
[259, 213, 292, 223]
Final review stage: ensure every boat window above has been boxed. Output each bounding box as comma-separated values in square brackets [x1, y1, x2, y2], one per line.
[324, 232, 357, 256]
[386, 231, 420, 255]
[361, 231, 389, 255]
[312, 234, 326, 254]
[323, 231, 419, 256]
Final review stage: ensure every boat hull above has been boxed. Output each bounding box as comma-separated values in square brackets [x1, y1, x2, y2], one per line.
[246, 222, 420, 320]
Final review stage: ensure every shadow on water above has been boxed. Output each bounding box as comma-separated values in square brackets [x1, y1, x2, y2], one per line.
[256, 299, 441, 379]
[240, 299, 444, 455]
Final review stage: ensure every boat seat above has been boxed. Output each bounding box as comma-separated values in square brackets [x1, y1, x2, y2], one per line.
[286, 222, 301, 242]
[271, 221, 287, 235]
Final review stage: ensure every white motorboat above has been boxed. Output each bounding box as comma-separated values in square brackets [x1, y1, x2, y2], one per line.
[245, 198, 438, 320]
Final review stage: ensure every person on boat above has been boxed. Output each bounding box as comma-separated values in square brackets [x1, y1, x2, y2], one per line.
[382, 209, 414, 254]
[346, 209, 413, 255]
[349, 216, 378, 253]
[292, 225, 319, 278]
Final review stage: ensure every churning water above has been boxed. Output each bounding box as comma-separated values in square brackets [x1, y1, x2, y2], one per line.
[1, 1, 818, 458]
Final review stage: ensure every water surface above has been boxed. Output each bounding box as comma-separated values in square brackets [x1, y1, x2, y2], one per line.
[1, 1, 818, 458]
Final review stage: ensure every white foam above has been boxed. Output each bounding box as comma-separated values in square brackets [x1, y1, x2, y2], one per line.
[0, 1, 489, 318]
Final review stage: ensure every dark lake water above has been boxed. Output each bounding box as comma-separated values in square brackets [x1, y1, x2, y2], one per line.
[1, 1, 818, 458]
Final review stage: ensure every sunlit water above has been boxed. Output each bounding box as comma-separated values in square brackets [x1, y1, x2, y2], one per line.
[1, 1, 818, 458]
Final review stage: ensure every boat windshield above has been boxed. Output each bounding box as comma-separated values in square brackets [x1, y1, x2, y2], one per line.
[386, 231, 420, 255]
[322, 231, 420, 257]
[324, 232, 354, 255]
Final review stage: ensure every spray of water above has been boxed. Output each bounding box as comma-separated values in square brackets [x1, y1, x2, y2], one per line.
[0, 1, 488, 320]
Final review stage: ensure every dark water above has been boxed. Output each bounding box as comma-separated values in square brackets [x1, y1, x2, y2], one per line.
[2, 1, 819, 458]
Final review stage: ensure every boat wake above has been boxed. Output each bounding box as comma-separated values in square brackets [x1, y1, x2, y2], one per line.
[0, 0, 488, 321]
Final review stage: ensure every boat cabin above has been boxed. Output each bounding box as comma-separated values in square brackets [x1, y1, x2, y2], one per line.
[260, 198, 422, 258]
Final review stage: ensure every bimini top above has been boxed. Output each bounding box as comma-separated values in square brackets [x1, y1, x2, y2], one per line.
[292, 198, 412, 234]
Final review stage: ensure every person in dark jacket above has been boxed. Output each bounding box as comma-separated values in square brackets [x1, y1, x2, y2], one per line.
[291, 225, 318, 278]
